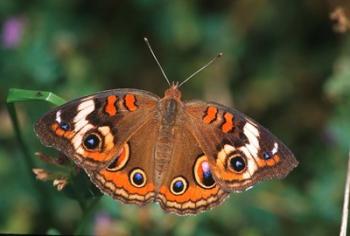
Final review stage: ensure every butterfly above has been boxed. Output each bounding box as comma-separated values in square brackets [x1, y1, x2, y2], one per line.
[34, 38, 298, 215]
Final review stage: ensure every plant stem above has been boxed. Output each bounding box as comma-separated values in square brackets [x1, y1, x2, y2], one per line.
[6, 102, 54, 224]
[340, 151, 350, 236]
[6, 88, 67, 230]
[74, 197, 101, 235]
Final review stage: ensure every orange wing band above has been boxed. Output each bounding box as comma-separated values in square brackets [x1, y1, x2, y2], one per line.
[51, 123, 74, 139]
[124, 94, 137, 111]
[222, 112, 234, 133]
[104, 95, 118, 116]
[203, 106, 218, 124]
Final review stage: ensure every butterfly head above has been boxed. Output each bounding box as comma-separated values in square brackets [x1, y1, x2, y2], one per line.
[164, 83, 182, 100]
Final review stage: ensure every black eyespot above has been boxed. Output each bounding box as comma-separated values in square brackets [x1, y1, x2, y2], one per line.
[194, 156, 216, 189]
[83, 133, 100, 150]
[173, 181, 184, 193]
[202, 170, 215, 187]
[133, 173, 143, 185]
[229, 156, 246, 172]
[170, 177, 188, 195]
[129, 168, 146, 188]
[263, 151, 272, 160]
[59, 121, 70, 131]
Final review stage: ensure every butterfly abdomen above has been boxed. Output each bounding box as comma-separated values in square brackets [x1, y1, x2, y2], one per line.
[154, 98, 183, 189]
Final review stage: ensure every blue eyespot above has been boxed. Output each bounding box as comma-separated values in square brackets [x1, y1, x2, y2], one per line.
[202, 170, 215, 187]
[173, 181, 184, 192]
[194, 157, 216, 189]
[229, 155, 246, 172]
[170, 177, 188, 195]
[263, 151, 272, 160]
[130, 168, 146, 187]
[59, 121, 70, 131]
[83, 133, 100, 150]
[133, 173, 143, 185]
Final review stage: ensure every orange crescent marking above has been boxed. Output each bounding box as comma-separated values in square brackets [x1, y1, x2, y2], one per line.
[265, 154, 279, 167]
[159, 185, 220, 203]
[115, 147, 127, 167]
[51, 123, 59, 132]
[100, 170, 154, 195]
[63, 131, 75, 139]
[222, 112, 234, 133]
[255, 158, 267, 167]
[52, 123, 75, 139]
[203, 106, 218, 124]
[105, 95, 118, 116]
[107, 144, 129, 171]
[124, 94, 137, 111]
[273, 154, 280, 162]
[195, 163, 204, 181]
[82, 148, 116, 162]
[256, 154, 279, 167]
[217, 169, 244, 181]
[55, 127, 65, 136]
[266, 158, 276, 166]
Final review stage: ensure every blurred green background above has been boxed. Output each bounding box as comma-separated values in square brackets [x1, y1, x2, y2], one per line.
[1, 0, 350, 235]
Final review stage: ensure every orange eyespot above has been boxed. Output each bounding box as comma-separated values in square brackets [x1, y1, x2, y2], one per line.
[194, 155, 216, 189]
[107, 143, 130, 171]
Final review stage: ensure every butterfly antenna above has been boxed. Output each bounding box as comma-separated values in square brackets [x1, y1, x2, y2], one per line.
[178, 53, 223, 88]
[144, 37, 171, 86]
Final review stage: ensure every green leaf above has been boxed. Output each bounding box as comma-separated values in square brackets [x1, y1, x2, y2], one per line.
[7, 88, 66, 106]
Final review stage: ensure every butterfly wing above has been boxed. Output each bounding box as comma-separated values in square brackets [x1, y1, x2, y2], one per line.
[87, 116, 160, 206]
[185, 101, 298, 192]
[155, 124, 229, 215]
[35, 89, 159, 169]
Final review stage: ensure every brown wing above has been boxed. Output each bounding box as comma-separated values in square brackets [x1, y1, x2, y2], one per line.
[155, 124, 229, 215]
[35, 89, 159, 169]
[86, 117, 159, 206]
[185, 101, 298, 192]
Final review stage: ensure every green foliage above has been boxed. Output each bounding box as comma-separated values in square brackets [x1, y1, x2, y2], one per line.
[0, 0, 349, 235]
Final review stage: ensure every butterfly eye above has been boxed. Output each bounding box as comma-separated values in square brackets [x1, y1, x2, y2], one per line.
[228, 154, 246, 173]
[83, 133, 101, 150]
[194, 155, 216, 189]
[170, 176, 188, 195]
[129, 168, 147, 188]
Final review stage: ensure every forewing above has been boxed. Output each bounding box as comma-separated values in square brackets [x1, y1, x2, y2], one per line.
[185, 100, 298, 192]
[35, 89, 159, 169]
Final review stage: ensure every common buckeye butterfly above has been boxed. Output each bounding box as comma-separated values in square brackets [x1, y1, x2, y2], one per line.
[34, 38, 298, 215]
